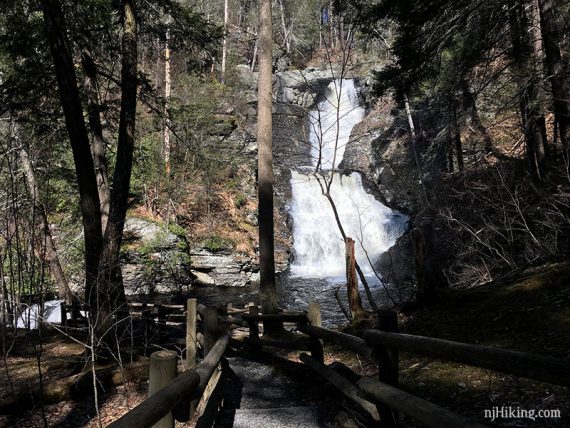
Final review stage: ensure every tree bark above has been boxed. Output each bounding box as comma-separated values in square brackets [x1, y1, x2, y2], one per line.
[461, 79, 495, 155]
[411, 223, 448, 304]
[163, 27, 171, 175]
[539, 0, 570, 147]
[15, 132, 74, 303]
[40, 0, 103, 302]
[329, 0, 335, 48]
[345, 237, 365, 321]
[509, 0, 547, 179]
[95, 0, 138, 339]
[404, 95, 431, 207]
[278, 0, 290, 54]
[257, 0, 278, 316]
[221, 0, 229, 82]
[250, 36, 258, 71]
[81, 50, 111, 234]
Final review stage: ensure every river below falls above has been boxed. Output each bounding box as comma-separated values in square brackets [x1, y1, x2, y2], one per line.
[172, 275, 412, 328]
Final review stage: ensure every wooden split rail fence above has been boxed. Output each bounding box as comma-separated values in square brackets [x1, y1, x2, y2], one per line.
[59, 302, 189, 329]
[107, 300, 570, 428]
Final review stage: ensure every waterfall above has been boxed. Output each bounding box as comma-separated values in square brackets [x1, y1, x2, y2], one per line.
[308, 80, 364, 169]
[289, 79, 408, 280]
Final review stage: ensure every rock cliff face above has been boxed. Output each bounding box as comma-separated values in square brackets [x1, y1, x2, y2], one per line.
[340, 77, 421, 286]
[119, 67, 418, 290]
[121, 218, 193, 295]
[341, 93, 422, 216]
[120, 218, 260, 293]
[188, 248, 259, 287]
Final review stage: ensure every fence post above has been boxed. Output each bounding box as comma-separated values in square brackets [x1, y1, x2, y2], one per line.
[60, 302, 67, 331]
[186, 298, 197, 368]
[247, 305, 262, 353]
[203, 307, 219, 356]
[308, 302, 321, 327]
[307, 302, 324, 363]
[149, 350, 178, 428]
[248, 305, 259, 339]
[376, 310, 399, 428]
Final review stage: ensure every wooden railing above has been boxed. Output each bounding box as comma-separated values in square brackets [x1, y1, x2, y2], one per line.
[107, 299, 310, 428]
[294, 308, 570, 428]
[109, 335, 228, 428]
[106, 300, 570, 428]
[108, 299, 231, 428]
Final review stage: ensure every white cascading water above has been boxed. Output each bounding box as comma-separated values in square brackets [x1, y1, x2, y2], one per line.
[289, 79, 408, 279]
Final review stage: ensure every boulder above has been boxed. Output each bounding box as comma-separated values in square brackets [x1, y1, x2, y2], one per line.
[189, 248, 257, 287]
[121, 218, 193, 295]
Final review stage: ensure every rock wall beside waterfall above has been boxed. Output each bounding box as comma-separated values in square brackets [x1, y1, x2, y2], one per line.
[340, 81, 422, 287]
[118, 218, 259, 293]
[132, 66, 418, 288]
[341, 94, 423, 216]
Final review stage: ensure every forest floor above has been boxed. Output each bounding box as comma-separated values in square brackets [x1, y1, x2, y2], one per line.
[1, 262, 569, 427]
[396, 261, 570, 427]
[333, 261, 570, 426]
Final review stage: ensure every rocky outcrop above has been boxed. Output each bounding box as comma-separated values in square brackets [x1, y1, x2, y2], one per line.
[340, 87, 421, 287]
[121, 218, 193, 295]
[189, 248, 259, 287]
[276, 68, 338, 109]
[120, 218, 260, 292]
[342, 96, 422, 215]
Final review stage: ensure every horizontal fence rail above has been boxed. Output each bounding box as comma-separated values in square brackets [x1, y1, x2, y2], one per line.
[109, 333, 229, 428]
[105, 301, 569, 428]
[241, 313, 308, 323]
[299, 353, 380, 421]
[358, 377, 487, 428]
[363, 330, 570, 387]
[298, 324, 377, 360]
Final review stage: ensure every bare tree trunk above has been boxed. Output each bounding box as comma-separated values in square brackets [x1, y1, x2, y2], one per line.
[15, 134, 74, 303]
[221, 0, 229, 83]
[345, 237, 365, 321]
[163, 27, 171, 175]
[81, 50, 111, 233]
[411, 224, 448, 304]
[257, 0, 278, 317]
[404, 95, 431, 207]
[447, 130, 454, 173]
[329, 1, 335, 49]
[539, 0, 570, 147]
[461, 79, 495, 155]
[531, 0, 551, 158]
[278, 0, 290, 54]
[40, 0, 103, 302]
[250, 36, 258, 71]
[95, 0, 138, 342]
[338, 12, 345, 50]
[319, 1, 323, 48]
[509, 0, 546, 180]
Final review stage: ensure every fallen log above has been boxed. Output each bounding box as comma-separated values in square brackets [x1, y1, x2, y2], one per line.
[0, 360, 149, 414]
